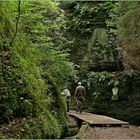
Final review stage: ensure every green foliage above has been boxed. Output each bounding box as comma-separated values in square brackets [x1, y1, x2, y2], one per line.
[20, 0, 76, 90]
[108, 1, 140, 69]
[86, 71, 112, 89]
[0, 114, 61, 139]
[62, 1, 114, 34]
[0, 1, 76, 138]
[61, 1, 116, 70]
[86, 70, 139, 93]
[0, 1, 21, 122]
[108, 79, 119, 86]
[0, 133, 5, 139]
[20, 4, 76, 135]
[0, 2, 49, 120]
[19, 1, 76, 136]
[106, 2, 118, 35]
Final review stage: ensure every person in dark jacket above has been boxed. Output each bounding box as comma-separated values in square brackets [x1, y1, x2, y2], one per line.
[74, 82, 86, 113]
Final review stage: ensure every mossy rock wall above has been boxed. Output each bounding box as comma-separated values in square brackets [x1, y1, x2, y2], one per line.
[61, 2, 115, 66]
[0, 1, 71, 138]
[85, 70, 140, 125]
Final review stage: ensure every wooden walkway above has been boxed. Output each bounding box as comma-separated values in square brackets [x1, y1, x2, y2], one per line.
[67, 110, 129, 126]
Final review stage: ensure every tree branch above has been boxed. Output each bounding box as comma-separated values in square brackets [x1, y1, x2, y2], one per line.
[10, 0, 21, 46]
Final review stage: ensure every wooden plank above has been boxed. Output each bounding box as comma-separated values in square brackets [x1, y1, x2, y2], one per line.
[67, 110, 129, 125]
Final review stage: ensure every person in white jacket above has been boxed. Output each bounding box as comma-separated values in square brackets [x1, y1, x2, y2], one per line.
[61, 89, 71, 112]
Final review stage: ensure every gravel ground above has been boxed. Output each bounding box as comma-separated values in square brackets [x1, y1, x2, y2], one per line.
[83, 125, 140, 139]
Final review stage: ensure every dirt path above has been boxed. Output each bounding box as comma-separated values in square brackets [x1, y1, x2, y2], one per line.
[67, 116, 140, 139]
[83, 125, 140, 139]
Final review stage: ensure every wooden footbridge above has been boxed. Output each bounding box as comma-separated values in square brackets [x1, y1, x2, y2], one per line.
[67, 110, 129, 127]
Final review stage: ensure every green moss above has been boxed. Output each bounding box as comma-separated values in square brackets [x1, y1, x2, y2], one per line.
[0, 1, 76, 138]
[0, 133, 5, 139]
[0, 115, 61, 139]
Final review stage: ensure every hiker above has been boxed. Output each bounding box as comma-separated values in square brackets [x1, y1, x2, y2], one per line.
[61, 88, 71, 112]
[74, 82, 86, 113]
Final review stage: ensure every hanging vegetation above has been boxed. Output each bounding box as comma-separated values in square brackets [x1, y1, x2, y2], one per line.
[0, 1, 76, 138]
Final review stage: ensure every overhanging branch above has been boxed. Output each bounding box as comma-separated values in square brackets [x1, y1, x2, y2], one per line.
[10, 0, 21, 46]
